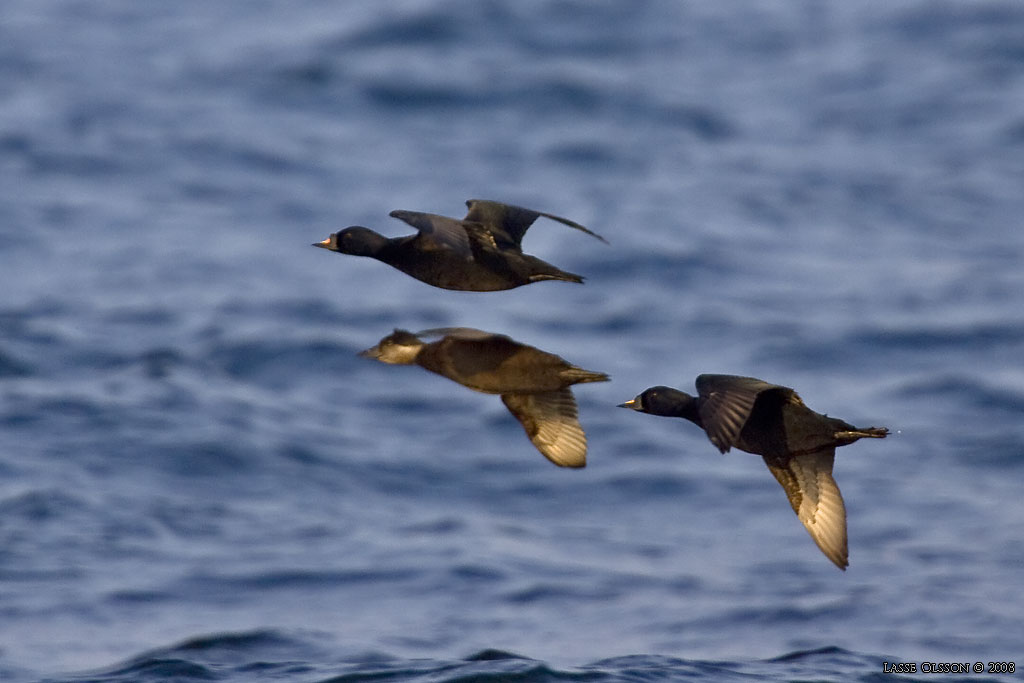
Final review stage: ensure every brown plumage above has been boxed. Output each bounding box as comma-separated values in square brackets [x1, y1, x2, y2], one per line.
[313, 199, 607, 291]
[359, 328, 609, 467]
[619, 374, 889, 569]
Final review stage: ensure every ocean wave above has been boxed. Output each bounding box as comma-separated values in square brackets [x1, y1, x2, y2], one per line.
[43, 633, 958, 683]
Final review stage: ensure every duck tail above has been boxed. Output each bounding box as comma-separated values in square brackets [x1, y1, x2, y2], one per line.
[529, 271, 585, 285]
[835, 426, 890, 441]
[563, 366, 610, 385]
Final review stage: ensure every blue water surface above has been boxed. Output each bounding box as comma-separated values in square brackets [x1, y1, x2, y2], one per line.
[2, 1, 1023, 681]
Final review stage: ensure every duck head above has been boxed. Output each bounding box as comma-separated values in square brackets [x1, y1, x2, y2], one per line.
[618, 386, 695, 417]
[358, 329, 425, 365]
[313, 227, 389, 257]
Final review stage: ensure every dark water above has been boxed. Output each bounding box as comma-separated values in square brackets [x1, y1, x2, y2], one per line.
[2, 1, 1023, 681]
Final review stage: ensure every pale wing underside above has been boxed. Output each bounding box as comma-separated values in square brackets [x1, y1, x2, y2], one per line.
[765, 449, 848, 570]
[501, 389, 587, 468]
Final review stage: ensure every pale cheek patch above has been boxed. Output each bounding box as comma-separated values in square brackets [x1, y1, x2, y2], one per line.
[376, 343, 422, 365]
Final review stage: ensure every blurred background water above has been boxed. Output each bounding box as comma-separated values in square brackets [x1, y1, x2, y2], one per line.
[1, 1, 1023, 681]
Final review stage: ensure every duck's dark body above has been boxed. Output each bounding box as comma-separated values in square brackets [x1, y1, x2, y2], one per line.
[364, 231, 582, 292]
[620, 374, 889, 569]
[723, 383, 863, 464]
[360, 328, 609, 467]
[314, 200, 606, 291]
[414, 331, 606, 394]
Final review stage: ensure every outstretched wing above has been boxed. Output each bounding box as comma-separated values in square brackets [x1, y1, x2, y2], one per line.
[695, 374, 784, 453]
[764, 450, 849, 570]
[501, 389, 587, 468]
[464, 199, 608, 247]
[415, 327, 504, 342]
[388, 210, 473, 257]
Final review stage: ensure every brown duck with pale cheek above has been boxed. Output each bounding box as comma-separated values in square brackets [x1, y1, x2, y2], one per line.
[619, 374, 889, 570]
[314, 199, 607, 291]
[359, 328, 609, 468]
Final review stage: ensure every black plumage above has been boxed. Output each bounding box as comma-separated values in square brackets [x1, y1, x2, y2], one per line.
[314, 199, 606, 291]
[619, 374, 889, 569]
